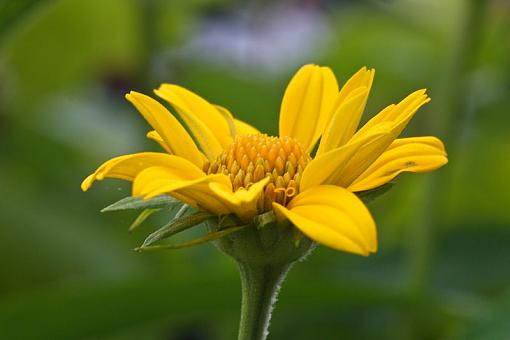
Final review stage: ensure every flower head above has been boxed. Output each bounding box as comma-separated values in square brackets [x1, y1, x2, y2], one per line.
[82, 64, 447, 256]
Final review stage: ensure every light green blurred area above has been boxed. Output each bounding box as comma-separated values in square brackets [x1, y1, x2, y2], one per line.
[0, 0, 509, 339]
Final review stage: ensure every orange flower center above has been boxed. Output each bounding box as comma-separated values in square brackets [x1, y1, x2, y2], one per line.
[207, 134, 311, 211]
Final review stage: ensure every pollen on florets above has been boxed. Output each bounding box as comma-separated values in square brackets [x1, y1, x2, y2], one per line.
[207, 134, 311, 212]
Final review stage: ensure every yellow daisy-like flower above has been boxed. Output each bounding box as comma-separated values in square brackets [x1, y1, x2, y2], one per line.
[82, 64, 447, 256]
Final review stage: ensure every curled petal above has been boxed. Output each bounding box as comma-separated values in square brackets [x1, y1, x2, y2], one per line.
[81, 153, 188, 192]
[273, 185, 377, 255]
[300, 124, 392, 191]
[349, 136, 448, 192]
[354, 89, 430, 140]
[336, 90, 431, 187]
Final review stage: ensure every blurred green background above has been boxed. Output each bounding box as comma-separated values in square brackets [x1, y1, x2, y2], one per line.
[1, 0, 509, 339]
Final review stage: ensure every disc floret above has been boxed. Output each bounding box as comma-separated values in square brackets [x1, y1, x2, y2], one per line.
[207, 134, 311, 212]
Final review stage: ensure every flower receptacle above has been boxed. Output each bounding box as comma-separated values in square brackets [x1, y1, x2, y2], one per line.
[208, 211, 315, 268]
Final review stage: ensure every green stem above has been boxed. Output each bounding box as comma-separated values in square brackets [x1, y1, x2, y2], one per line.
[237, 261, 291, 340]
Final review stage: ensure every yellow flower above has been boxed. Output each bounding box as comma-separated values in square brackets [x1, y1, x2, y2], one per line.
[82, 64, 447, 256]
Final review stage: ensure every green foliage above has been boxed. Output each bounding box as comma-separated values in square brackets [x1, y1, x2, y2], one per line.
[137, 225, 248, 252]
[140, 211, 215, 248]
[101, 195, 179, 212]
[128, 208, 161, 232]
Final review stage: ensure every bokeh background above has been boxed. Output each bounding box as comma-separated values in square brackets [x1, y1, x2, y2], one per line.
[1, 0, 509, 339]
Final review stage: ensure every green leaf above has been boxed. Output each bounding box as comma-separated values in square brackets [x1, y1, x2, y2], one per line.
[141, 211, 215, 247]
[356, 182, 395, 204]
[101, 195, 178, 212]
[128, 208, 160, 232]
[135, 225, 248, 252]
[173, 204, 190, 219]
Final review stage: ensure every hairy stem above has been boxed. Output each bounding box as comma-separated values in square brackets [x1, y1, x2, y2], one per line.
[237, 262, 291, 340]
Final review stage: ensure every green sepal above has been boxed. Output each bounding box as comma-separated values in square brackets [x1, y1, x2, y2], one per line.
[356, 182, 395, 204]
[135, 225, 248, 252]
[101, 195, 179, 212]
[128, 208, 160, 232]
[140, 211, 215, 248]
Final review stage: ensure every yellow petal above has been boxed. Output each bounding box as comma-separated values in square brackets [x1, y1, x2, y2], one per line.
[214, 104, 237, 137]
[178, 184, 233, 215]
[355, 89, 430, 139]
[335, 124, 396, 187]
[169, 191, 198, 207]
[125, 92, 204, 168]
[81, 152, 186, 191]
[209, 177, 270, 221]
[336, 90, 431, 187]
[146, 130, 209, 165]
[155, 84, 231, 160]
[214, 104, 260, 137]
[273, 185, 377, 255]
[132, 165, 233, 215]
[146, 130, 172, 153]
[279, 64, 339, 152]
[132, 162, 218, 198]
[300, 124, 392, 191]
[317, 67, 375, 155]
[349, 136, 448, 192]
[334, 67, 375, 108]
[234, 119, 260, 136]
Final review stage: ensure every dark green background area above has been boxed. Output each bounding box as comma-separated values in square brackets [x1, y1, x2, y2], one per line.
[0, 0, 509, 339]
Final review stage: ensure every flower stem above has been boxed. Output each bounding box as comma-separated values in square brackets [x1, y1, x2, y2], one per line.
[237, 261, 291, 340]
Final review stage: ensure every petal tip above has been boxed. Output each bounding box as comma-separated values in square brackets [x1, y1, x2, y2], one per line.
[153, 87, 164, 96]
[125, 91, 142, 102]
[81, 174, 95, 192]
